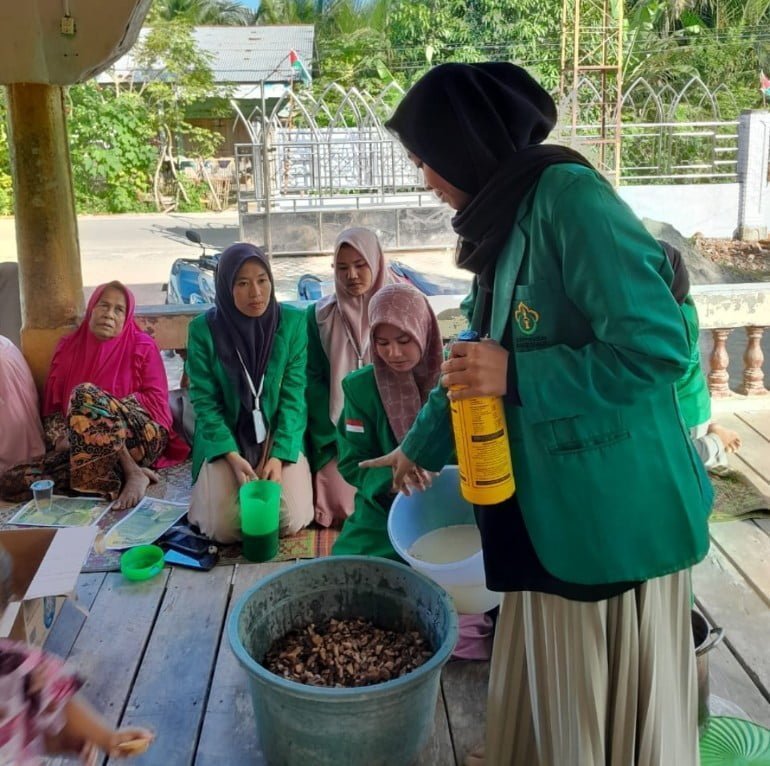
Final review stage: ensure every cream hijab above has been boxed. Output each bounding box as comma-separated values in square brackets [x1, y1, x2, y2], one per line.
[315, 228, 388, 423]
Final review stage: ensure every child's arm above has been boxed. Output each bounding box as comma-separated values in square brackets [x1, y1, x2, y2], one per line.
[46, 694, 153, 760]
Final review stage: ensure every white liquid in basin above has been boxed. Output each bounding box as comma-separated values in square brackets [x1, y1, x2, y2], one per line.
[407, 525, 500, 614]
[408, 525, 482, 563]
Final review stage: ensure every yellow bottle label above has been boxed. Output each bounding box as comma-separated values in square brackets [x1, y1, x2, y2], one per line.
[450, 394, 515, 505]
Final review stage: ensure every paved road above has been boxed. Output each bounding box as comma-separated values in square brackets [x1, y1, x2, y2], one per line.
[0, 211, 469, 304]
[0, 212, 763, 387]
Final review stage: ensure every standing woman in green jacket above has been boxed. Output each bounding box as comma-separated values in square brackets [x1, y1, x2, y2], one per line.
[186, 243, 313, 543]
[365, 63, 713, 765]
[305, 228, 389, 527]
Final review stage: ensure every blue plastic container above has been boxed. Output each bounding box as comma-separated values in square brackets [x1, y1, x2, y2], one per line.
[228, 556, 459, 766]
[388, 466, 500, 614]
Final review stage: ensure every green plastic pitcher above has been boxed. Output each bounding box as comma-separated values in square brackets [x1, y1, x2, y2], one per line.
[240, 480, 281, 562]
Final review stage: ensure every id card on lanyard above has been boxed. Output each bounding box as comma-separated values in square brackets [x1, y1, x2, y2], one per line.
[236, 350, 267, 444]
[340, 313, 368, 369]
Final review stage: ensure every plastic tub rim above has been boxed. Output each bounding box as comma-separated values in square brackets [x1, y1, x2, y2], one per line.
[388, 465, 486, 578]
[227, 555, 459, 699]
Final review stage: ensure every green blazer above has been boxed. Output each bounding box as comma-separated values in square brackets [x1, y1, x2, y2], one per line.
[402, 163, 713, 586]
[675, 296, 711, 430]
[186, 304, 308, 481]
[332, 366, 401, 560]
[305, 306, 337, 472]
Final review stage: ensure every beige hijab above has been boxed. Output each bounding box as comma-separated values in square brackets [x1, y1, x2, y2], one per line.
[369, 284, 443, 442]
[316, 228, 388, 423]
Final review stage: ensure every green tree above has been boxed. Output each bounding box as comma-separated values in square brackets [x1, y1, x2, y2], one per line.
[68, 16, 226, 212]
[154, 0, 254, 24]
[255, 0, 321, 23]
[68, 86, 157, 213]
[387, 0, 562, 88]
[315, 0, 395, 91]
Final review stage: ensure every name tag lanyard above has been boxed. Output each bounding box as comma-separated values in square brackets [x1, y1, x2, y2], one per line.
[236, 349, 267, 444]
[340, 312, 369, 370]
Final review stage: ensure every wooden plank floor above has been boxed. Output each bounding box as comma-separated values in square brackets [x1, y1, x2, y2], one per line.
[43, 411, 770, 765]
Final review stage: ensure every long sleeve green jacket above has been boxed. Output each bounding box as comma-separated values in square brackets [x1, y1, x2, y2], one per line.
[402, 163, 713, 586]
[332, 365, 400, 560]
[186, 305, 308, 481]
[304, 306, 337, 472]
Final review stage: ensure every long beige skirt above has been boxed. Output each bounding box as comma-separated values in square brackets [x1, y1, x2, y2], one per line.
[486, 569, 699, 766]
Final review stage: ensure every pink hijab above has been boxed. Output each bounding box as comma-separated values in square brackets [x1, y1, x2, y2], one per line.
[0, 336, 45, 474]
[369, 284, 443, 442]
[42, 282, 188, 467]
[315, 228, 389, 422]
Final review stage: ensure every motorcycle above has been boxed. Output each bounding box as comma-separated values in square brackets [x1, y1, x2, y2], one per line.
[165, 229, 462, 304]
[296, 260, 461, 301]
[163, 230, 220, 305]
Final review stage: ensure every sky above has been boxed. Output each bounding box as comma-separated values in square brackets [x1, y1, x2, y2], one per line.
[242, 1, 260, 8]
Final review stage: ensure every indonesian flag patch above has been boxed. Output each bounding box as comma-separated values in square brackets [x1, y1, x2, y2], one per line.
[345, 418, 365, 434]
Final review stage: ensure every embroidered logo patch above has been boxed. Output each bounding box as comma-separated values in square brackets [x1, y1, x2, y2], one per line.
[345, 418, 365, 434]
[514, 301, 540, 335]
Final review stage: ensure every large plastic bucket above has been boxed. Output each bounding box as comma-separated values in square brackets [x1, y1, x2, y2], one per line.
[388, 466, 501, 614]
[228, 556, 459, 766]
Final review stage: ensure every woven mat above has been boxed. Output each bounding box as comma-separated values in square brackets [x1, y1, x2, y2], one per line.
[0, 460, 338, 573]
[709, 468, 770, 523]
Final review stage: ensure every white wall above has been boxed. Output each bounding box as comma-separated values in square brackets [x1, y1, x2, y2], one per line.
[618, 183, 740, 238]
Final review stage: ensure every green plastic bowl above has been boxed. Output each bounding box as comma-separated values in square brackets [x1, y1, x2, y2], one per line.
[120, 545, 165, 581]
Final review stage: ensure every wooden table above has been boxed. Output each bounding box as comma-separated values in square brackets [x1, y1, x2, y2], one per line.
[44, 411, 770, 765]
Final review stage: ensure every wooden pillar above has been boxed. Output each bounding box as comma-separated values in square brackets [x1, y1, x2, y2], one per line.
[708, 328, 732, 398]
[6, 83, 83, 389]
[737, 326, 768, 396]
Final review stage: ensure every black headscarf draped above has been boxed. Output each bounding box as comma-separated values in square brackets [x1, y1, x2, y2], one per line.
[385, 62, 594, 314]
[207, 243, 280, 464]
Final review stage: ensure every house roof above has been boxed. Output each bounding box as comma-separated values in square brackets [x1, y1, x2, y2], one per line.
[97, 25, 314, 87]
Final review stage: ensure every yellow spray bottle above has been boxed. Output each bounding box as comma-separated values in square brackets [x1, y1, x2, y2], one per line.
[449, 330, 515, 505]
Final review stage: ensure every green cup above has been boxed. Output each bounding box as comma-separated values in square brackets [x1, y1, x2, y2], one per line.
[240, 480, 281, 562]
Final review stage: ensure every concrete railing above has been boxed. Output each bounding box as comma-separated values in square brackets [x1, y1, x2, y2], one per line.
[136, 286, 770, 409]
[692, 283, 770, 409]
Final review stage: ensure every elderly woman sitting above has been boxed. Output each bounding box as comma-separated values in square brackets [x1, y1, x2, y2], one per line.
[0, 282, 189, 509]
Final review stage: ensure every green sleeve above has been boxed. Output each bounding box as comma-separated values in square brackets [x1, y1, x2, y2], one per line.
[186, 318, 239, 461]
[675, 296, 711, 428]
[399, 383, 454, 472]
[516, 173, 690, 423]
[271, 311, 308, 463]
[461, 280, 478, 327]
[336, 376, 393, 503]
[305, 306, 336, 471]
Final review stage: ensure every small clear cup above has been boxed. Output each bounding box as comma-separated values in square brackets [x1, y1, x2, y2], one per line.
[30, 479, 54, 514]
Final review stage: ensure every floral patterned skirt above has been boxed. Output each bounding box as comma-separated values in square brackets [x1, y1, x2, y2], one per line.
[0, 383, 167, 502]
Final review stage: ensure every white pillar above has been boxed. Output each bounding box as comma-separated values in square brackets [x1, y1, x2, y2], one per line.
[737, 109, 770, 241]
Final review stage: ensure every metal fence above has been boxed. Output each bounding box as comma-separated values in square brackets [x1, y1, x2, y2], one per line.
[233, 77, 742, 213]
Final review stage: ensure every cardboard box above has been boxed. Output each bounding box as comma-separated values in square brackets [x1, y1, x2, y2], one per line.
[0, 526, 96, 646]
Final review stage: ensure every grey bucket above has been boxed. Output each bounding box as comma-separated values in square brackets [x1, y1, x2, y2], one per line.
[228, 556, 459, 766]
[692, 609, 725, 729]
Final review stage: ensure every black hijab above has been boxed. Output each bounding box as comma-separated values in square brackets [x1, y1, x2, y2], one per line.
[207, 243, 280, 463]
[386, 62, 593, 314]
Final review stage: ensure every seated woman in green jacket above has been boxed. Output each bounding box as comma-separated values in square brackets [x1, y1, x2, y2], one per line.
[306, 228, 389, 527]
[186, 243, 313, 543]
[332, 282, 442, 559]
